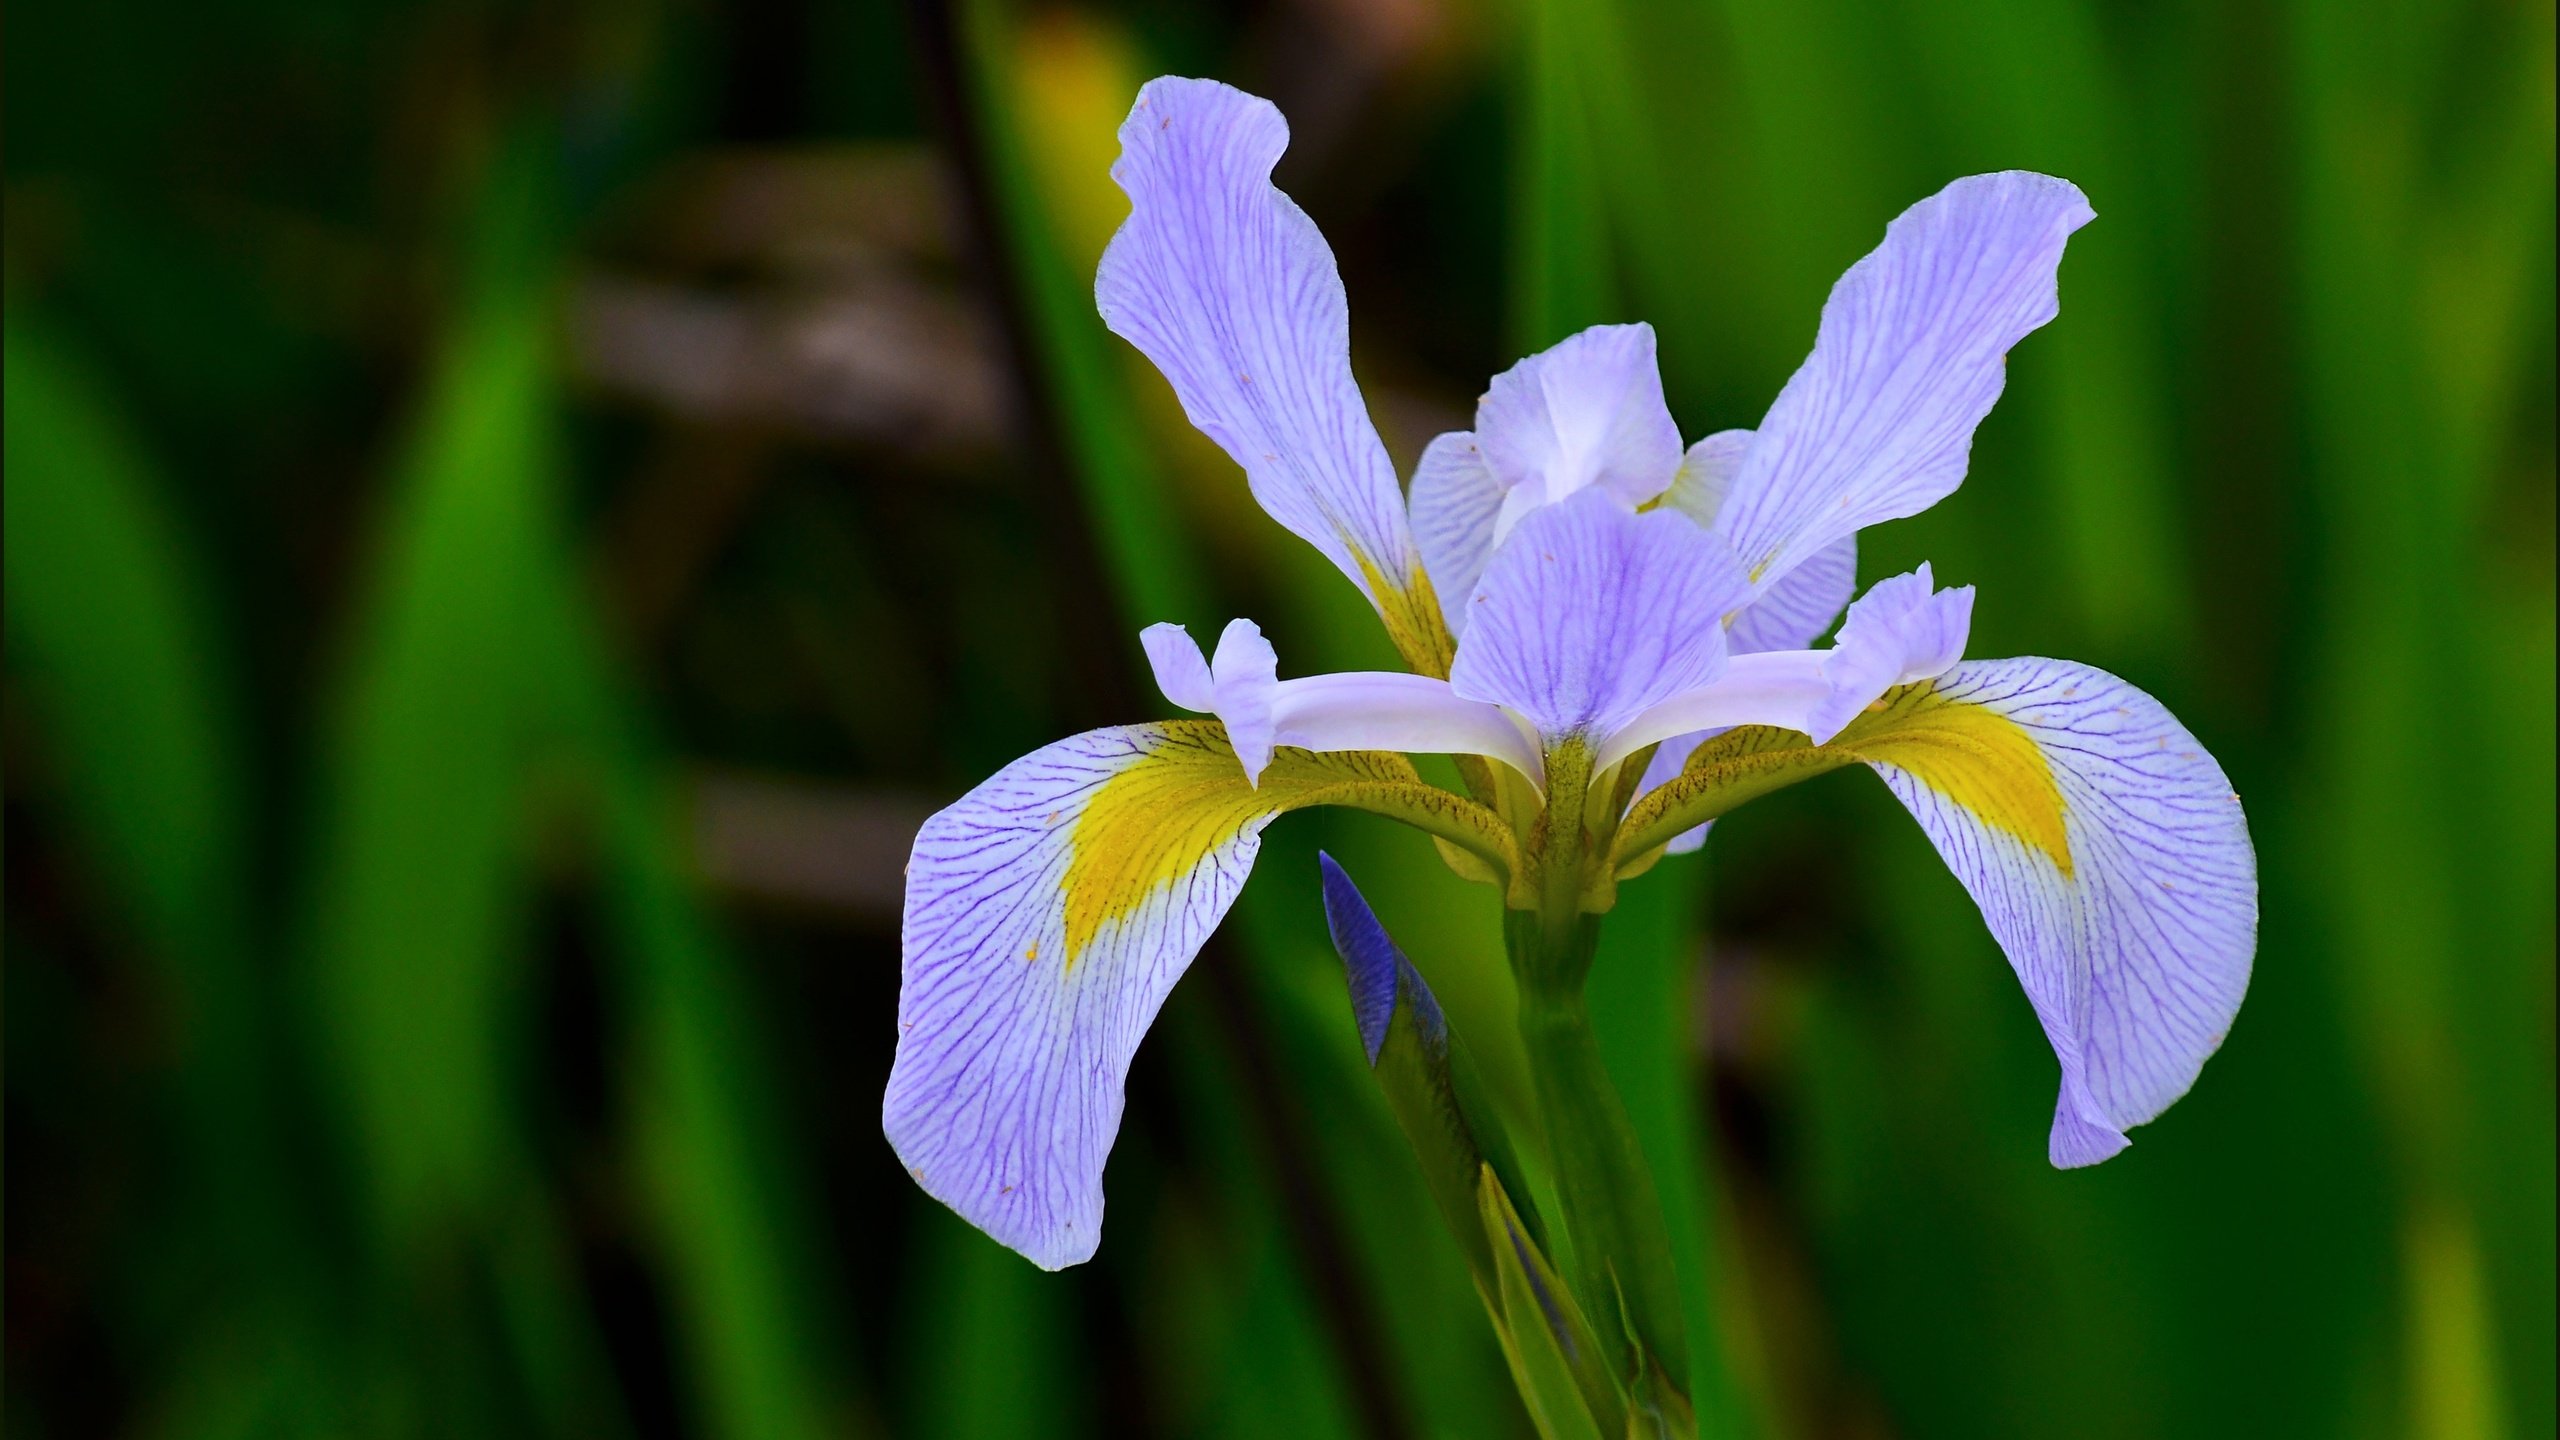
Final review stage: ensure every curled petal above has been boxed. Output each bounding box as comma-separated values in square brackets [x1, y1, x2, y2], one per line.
[1139, 619, 1282, 781]
[1804, 565, 1973, 743]
[886, 725, 1449, 1267]
[1141, 622, 1215, 710]
[1451, 488, 1749, 744]
[1145, 619, 1539, 785]
[1595, 568, 1967, 769]
[1594, 650, 1832, 773]
[1408, 431, 1503, 635]
[1716, 173, 2093, 595]
[1212, 620, 1281, 780]
[1096, 78, 1422, 621]
[1272, 671, 1543, 786]
[1850, 663, 2255, 1164]
[1477, 323, 1685, 517]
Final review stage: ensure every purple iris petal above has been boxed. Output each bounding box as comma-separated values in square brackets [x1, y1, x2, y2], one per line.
[1141, 621, 1216, 710]
[1865, 660, 2256, 1165]
[885, 725, 1276, 1269]
[1210, 620, 1282, 780]
[1140, 619, 1282, 781]
[1638, 428, 1858, 855]
[1318, 852, 1447, 1065]
[1144, 618, 1542, 783]
[1268, 671, 1545, 784]
[1715, 172, 2094, 597]
[1660, 429, 1859, 654]
[1477, 323, 1685, 513]
[1096, 77, 1419, 607]
[1805, 565, 1974, 743]
[1407, 431, 1504, 633]
[1450, 489, 1749, 744]
[1408, 326, 1690, 633]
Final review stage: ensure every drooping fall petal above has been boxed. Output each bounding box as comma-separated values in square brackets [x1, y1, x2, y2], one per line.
[886, 724, 1444, 1266]
[1850, 661, 2255, 1164]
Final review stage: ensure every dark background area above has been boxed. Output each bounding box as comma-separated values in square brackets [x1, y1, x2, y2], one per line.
[7, 1, 2552, 1436]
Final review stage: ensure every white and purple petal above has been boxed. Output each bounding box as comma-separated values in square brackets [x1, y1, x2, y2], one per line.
[1660, 429, 1858, 655]
[1268, 670, 1543, 784]
[1450, 488, 1750, 745]
[1146, 617, 1541, 784]
[1211, 620, 1282, 779]
[1731, 537, 1857, 654]
[886, 726, 1262, 1268]
[1804, 565, 1973, 743]
[888, 723, 1416, 1267]
[1476, 323, 1685, 519]
[1714, 173, 2094, 595]
[1141, 621, 1216, 710]
[1407, 431, 1504, 632]
[1595, 650, 1836, 773]
[1096, 77, 1420, 609]
[1597, 568, 1969, 769]
[1854, 661, 2255, 1165]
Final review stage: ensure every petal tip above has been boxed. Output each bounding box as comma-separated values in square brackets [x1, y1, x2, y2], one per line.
[1141, 621, 1214, 711]
[1318, 852, 1401, 1065]
[2048, 1099, 2132, 1169]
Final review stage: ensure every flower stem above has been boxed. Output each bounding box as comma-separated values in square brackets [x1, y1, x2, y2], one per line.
[1509, 742, 1697, 1435]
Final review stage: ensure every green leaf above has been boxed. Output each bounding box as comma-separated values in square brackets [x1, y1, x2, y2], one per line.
[3, 317, 248, 1005]
[1321, 855, 1542, 1299]
[1480, 1166, 1621, 1440]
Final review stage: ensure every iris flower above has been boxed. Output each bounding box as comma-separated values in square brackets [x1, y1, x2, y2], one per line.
[886, 76, 2256, 1270]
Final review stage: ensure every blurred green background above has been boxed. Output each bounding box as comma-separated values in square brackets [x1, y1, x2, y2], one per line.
[6, 0, 2552, 1436]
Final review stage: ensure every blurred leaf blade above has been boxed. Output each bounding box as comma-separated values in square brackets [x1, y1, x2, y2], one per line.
[5, 316, 247, 980]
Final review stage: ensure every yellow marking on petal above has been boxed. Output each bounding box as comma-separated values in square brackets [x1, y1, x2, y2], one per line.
[1056, 723, 1508, 967]
[1362, 555, 1457, 679]
[1835, 682, 2074, 877]
[1060, 729, 1269, 966]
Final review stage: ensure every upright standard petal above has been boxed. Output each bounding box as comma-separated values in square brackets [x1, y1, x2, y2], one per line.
[1095, 79, 1433, 645]
[1408, 431, 1503, 634]
[1660, 429, 1857, 654]
[1450, 488, 1749, 744]
[1636, 428, 1853, 848]
[1476, 323, 1685, 521]
[886, 724, 1445, 1267]
[1714, 173, 2094, 595]
[1844, 663, 2255, 1165]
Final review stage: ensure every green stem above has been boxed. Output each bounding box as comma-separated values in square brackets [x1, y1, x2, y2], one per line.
[1509, 743, 1696, 1435]
[1511, 915, 1694, 1429]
